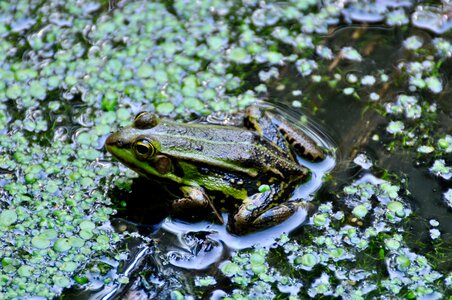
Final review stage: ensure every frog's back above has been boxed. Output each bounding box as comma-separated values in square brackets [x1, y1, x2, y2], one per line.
[152, 120, 308, 180]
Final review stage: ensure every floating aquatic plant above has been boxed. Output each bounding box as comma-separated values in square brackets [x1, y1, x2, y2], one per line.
[0, 0, 450, 298]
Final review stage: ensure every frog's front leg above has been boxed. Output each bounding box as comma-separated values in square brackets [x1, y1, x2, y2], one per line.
[245, 105, 325, 161]
[171, 186, 224, 223]
[229, 187, 313, 235]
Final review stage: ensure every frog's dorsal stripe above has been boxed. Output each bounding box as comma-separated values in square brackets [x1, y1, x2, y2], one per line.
[151, 131, 304, 178]
[166, 149, 260, 177]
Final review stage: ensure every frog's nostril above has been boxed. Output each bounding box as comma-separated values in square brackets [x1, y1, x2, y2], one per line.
[105, 133, 122, 147]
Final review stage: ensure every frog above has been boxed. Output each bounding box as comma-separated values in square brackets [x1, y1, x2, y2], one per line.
[105, 105, 325, 235]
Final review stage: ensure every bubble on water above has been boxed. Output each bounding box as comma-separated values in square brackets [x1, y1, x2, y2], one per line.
[346, 73, 358, 83]
[429, 219, 439, 227]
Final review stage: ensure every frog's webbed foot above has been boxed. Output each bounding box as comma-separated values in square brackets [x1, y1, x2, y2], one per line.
[248, 202, 312, 228]
[172, 186, 224, 224]
[229, 188, 313, 235]
[245, 105, 325, 162]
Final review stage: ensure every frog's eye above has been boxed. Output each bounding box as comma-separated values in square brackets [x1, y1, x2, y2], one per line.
[134, 111, 147, 121]
[133, 138, 155, 160]
[134, 112, 159, 129]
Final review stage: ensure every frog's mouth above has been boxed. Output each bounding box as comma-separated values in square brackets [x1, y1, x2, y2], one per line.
[106, 132, 144, 170]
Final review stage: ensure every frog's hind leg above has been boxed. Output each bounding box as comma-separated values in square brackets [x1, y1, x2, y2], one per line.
[272, 115, 325, 162]
[229, 188, 313, 235]
[245, 105, 325, 162]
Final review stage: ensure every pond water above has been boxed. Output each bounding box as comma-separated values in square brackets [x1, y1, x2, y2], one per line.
[0, 1, 450, 299]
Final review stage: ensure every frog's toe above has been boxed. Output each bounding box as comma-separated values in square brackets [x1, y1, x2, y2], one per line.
[251, 203, 298, 228]
[229, 201, 314, 235]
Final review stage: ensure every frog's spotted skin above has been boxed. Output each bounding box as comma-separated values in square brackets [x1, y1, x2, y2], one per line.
[106, 105, 325, 234]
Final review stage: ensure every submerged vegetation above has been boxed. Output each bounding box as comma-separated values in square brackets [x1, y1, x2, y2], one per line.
[0, 0, 450, 299]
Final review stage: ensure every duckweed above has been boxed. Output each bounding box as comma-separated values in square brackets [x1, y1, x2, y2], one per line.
[340, 47, 362, 62]
[0, 210, 17, 227]
[387, 201, 404, 214]
[429, 229, 441, 240]
[386, 121, 405, 134]
[385, 239, 401, 250]
[425, 76, 443, 93]
[361, 75, 376, 86]
[258, 184, 270, 193]
[0, 0, 450, 298]
[352, 204, 368, 219]
[430, 160, 451, 179]
[403, 36, 423, 50]
[221, 262, 242, 277]
[297, 253, 317, 267]
[443, 189, 452, 208]
[195, 276, 217, 287]
[313, 213, 328, 227]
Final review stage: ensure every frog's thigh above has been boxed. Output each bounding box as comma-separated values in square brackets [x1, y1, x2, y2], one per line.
[245, 105, 324, 161]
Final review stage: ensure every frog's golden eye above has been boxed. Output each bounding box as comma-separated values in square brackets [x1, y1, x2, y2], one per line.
[133, 138, 155, 160]
[134, 112, 159, 129]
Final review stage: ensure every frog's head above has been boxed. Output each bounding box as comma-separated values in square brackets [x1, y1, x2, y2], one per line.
[105, 112, 175, 179]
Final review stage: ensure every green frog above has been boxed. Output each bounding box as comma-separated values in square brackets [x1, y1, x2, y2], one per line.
[105, 105, 325, 234]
